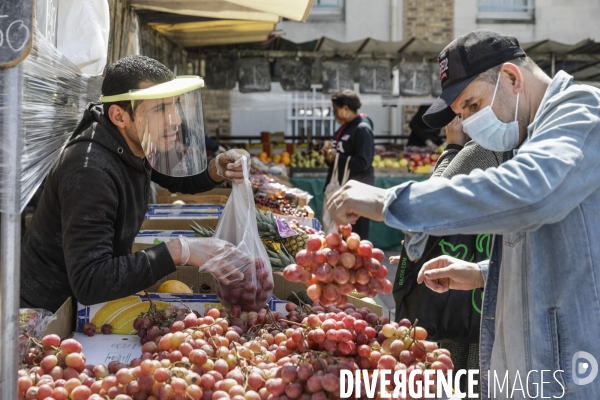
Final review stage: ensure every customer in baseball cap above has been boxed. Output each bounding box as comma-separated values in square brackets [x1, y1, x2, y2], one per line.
[326, 29, 600, 399]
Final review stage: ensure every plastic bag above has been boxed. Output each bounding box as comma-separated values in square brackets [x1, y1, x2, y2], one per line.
[322, 153, 351, 234]
[204, 157, 274, 311]
[56, 0, 110, 75]
[19, 308, 56, 361]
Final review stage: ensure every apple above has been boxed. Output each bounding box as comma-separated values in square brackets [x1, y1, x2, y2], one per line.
[430, 153, 439, 162]
[412, 154, 422, 162]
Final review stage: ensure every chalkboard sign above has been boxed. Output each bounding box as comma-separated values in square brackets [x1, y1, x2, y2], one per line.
[0, 0, 33, 68]
[359, 59, 391, 94]
[431, 62, 442, 96]
[238, 57, 271, 93]
[205, 58, 236, 90]
[399, 62, 431, 96]
[321, 61, 353, 94]
[280, 58, 312, 91]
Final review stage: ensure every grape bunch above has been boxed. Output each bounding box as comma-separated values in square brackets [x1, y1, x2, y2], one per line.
[134, 304, 191, 345]
[18, 302, 454, 400]
[283, 224, 393, 307]
[214, 258, 274, 312]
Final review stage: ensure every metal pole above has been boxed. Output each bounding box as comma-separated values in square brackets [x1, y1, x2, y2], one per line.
[0, 64, 24, 400]
[551, 52, 556, 78]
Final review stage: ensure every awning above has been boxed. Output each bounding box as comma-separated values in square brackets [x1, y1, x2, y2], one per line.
[131, 0, 282, 23]
[132, 0, 314, 23]
[191, 36, 600, 81]
[150, 19, 278, 47]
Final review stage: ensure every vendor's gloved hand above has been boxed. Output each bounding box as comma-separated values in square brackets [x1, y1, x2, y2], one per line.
[179, 236, 251, 284]
[215, 149, 251, 183]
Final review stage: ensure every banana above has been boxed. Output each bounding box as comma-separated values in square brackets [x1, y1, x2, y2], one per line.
[108, 300, 171, 334]
[91, 296, 141, 328]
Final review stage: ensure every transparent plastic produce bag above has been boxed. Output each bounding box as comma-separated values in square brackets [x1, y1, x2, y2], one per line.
[19, 308, 56, 361]
[204, 157, 274, 311]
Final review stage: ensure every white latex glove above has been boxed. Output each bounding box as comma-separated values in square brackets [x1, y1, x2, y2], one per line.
[179, 236, 251, 284]
[215, 149, 251, 183]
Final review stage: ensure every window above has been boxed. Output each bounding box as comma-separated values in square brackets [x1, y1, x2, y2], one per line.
[287, 86, 338, 140]
[477, 0, 534, 22]
[309, 0, 344, 20]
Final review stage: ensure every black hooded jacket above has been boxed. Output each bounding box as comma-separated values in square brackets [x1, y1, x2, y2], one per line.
[325, 115, 375, 188]
[20, 104, 219, 312]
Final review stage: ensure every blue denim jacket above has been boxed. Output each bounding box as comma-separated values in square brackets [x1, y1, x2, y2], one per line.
[383, 71, 600, 399]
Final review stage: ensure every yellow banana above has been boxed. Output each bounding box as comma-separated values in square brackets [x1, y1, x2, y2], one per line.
[91, 296, 141, 328]
[109, 300, 172, 334]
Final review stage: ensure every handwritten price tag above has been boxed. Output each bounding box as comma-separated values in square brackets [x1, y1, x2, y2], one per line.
[0, 0, 33, 68]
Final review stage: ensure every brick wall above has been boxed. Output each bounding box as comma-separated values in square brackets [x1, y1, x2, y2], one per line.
[402, 0, 454, 136]
[202, 90, 231, 138]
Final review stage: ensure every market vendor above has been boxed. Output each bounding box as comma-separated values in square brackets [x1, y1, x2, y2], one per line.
[324, 89, 374, 239]
[326, 30, 600, 398]
[20, 55, 250, 313]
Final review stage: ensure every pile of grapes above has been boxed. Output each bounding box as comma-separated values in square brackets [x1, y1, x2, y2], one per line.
[255, 196, 308, 218]
[19, 300, 453, 400]
[283, 224, 393, 307]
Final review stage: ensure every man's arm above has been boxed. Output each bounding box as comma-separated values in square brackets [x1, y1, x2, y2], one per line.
[385, 92, 600, 237]
[60, 167, 176, 305]
[151, 163, 221, 195]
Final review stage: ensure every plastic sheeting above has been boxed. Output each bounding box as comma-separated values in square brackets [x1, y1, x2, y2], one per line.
[56, 0, 110, 76]
[0, 27, 102, 213]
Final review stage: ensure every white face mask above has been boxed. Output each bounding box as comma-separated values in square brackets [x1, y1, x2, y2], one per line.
[461, 72, 520, 152]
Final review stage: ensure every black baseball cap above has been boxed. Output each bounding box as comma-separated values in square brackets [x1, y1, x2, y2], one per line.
[423, 30, 527, 129]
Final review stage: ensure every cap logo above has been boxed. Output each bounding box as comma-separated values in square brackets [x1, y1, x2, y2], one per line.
[439, 52, 449, 86]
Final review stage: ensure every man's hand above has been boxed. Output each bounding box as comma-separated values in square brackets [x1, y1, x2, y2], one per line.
[326, 180, 386, 225]
[445, 116, 470, 146]
[209, 149, 251, 183]
[417, 255, 485, 293]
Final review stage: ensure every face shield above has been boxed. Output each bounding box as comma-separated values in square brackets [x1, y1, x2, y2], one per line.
[101, 76, 207, 177]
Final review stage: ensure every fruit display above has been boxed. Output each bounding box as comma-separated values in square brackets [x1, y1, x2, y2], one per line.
[19, 309, 56, 361]
[282, 224, 393, 307]
[255, 194, 308, 218]
[289, 141, 333, 169]
[18, 300, 454, 400]
[372, 145, 442, 173]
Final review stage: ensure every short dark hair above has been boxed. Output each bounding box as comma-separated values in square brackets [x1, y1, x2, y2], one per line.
[475, 56, 540, 85]
[102, 55, 174, 115]
[331, 89, 361, 112]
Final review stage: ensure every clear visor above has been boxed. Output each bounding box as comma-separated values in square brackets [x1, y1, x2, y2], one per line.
[131, 88, 206, 177]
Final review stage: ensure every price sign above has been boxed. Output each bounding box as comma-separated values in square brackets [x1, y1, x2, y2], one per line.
[0, 0, 33, 68]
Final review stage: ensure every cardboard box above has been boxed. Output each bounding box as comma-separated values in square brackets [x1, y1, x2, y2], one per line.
[76, 290, 290, 335]
[157, 188, 231, 205]
[41, 297, 74, 339]
[76, 258, 381, 332]
[140, 216, 219, 231]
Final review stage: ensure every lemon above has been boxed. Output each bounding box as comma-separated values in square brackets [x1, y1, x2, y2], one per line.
[157, 280, 193, 294]
[398, 158, 409, 167]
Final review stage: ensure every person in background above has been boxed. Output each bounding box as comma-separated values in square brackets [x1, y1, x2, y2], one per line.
[324, 89, 374, 240]
[406, 104, 444, 149]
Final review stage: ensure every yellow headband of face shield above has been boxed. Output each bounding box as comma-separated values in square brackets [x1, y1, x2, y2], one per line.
[100, 76, 204, 103]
